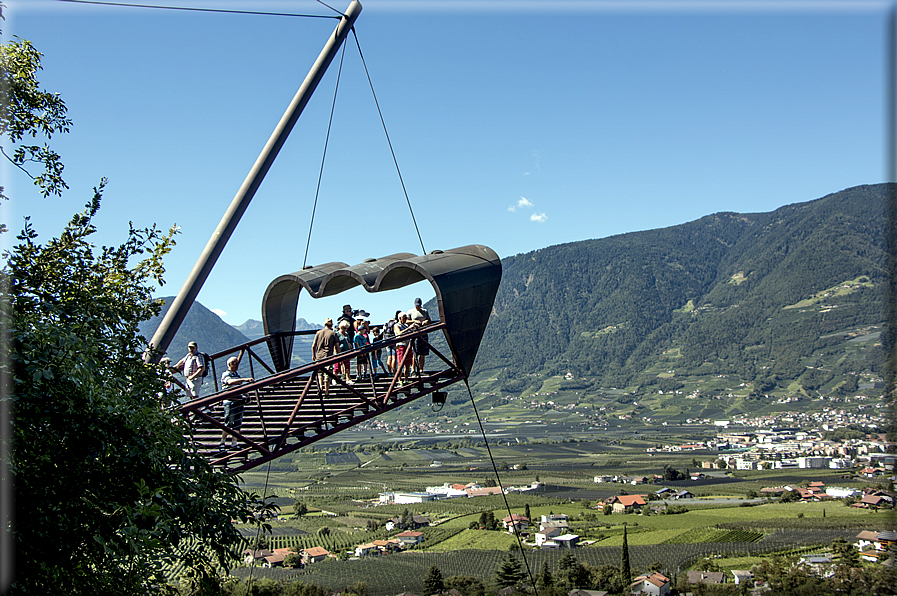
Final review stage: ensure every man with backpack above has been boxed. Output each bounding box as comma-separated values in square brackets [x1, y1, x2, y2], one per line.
[174, 340, 206, 399]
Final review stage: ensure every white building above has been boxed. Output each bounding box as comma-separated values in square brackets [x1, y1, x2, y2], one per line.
[826, 487, 860, 498]
[378, 492, 437, 504]
[829, 458, 854, 469]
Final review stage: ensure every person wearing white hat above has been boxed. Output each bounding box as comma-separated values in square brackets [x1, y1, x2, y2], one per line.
[173, 340, 205, 398]
[218, 356, 254, 453]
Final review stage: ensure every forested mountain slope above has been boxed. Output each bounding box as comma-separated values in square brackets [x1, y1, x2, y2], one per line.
[475, 184, 888, 392]
[138, 296, 251, 357]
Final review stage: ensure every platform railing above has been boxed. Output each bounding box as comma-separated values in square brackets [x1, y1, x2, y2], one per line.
[176, 322, 462, 472]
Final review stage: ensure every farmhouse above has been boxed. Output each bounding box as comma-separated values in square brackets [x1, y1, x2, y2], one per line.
[373, 539, 403, 553]
[301, 547, 330, 564]
[242, 549, 272, 565]
[857, 530, 897, 555]
[608, 494, 646, 514]
[853, 494, 889, 509]
[540, 520, 569, 533]
[354, 543, 379, 558]
[686, 571, 725, 585]
[502, 514, 530, 532]
[630, 572, 671, 595]
[395, 530, 424, 546]
[535, 527, 565, 546]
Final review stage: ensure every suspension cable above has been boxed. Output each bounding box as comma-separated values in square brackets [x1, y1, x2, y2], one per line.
[55, 0, 340, 19]
[245, 459, 274, 593]
[351, 28, 427, 256]
[464, 380, 539, 594]
[302, 36, 349, 269]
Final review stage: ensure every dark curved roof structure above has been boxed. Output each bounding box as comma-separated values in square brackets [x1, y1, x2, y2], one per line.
[262, 244, 502, 377]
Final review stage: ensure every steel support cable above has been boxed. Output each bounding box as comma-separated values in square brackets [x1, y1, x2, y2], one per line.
[55, 0, 339, 19]
[351, 28, 427, 256]
[245, 459, 275, 593]
[463, 380, 538, 595]
[303, 37, 349, 269]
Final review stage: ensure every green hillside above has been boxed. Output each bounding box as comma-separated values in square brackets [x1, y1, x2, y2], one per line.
[473, 184, 888, 397]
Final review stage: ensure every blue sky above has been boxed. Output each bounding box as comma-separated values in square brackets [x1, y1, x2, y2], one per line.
[4, 0, 891, 340]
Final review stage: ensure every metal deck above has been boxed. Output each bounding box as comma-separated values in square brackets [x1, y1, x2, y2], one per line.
[178, 324, 459, 472]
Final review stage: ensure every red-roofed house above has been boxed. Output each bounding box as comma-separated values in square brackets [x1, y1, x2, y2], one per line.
[355, 542, 379, 558]
[609, 494, 646, 514]
[301, 547, 330, 564]
[262, 553, 285, 568]
[853, 495, 888, 509]
[630, 572, 671, 595]
[467, 487, 503, 497]
[373, 538, 403, 553]
[502, 514, 530, 531]
[395, 530, 424, 546]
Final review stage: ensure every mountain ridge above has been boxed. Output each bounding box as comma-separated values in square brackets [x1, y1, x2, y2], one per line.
[474, 183, 888, 394]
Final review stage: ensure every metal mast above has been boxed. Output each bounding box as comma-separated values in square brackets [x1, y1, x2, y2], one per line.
[146, 1, 363, 362]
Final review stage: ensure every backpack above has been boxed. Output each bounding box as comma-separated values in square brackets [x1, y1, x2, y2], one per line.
[200, 352, 212, 377]
[384, 319, 396, 339]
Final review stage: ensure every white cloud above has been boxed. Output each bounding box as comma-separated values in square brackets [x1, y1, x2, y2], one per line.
[530, 212, 548, 223]
[211, 308, 227, 319]
[509, 196, 536, 213]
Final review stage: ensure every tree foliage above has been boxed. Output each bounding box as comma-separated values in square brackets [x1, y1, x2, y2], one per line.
[620, 524, 632, 588]
[0, 9, 71, 210]
[445, 575, 485, 596]
[3, 188, 270, 594]
[558, 551, 589, 589]
[494, 553, 526, 588]
[424, 565, 445, 595]
[0, 27, 268, 593]
[750, 556, 897, 596]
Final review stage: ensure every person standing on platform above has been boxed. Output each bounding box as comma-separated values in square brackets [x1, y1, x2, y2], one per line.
[407, 297, 431, 377]
[353, 317, 373, 381]
[393, 312, 417, 383]
[337, 304, 356, 344]
[370, 326, 388, 377]
[312, 317, 340, 395]
[383, 310, 401, 374]
[336, 320, 354, 384]
[218, 356, 254, 453]
[173, 341, 205, 399]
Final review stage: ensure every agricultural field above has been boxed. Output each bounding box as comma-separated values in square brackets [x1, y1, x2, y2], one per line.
[215, 438, 896, 596]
